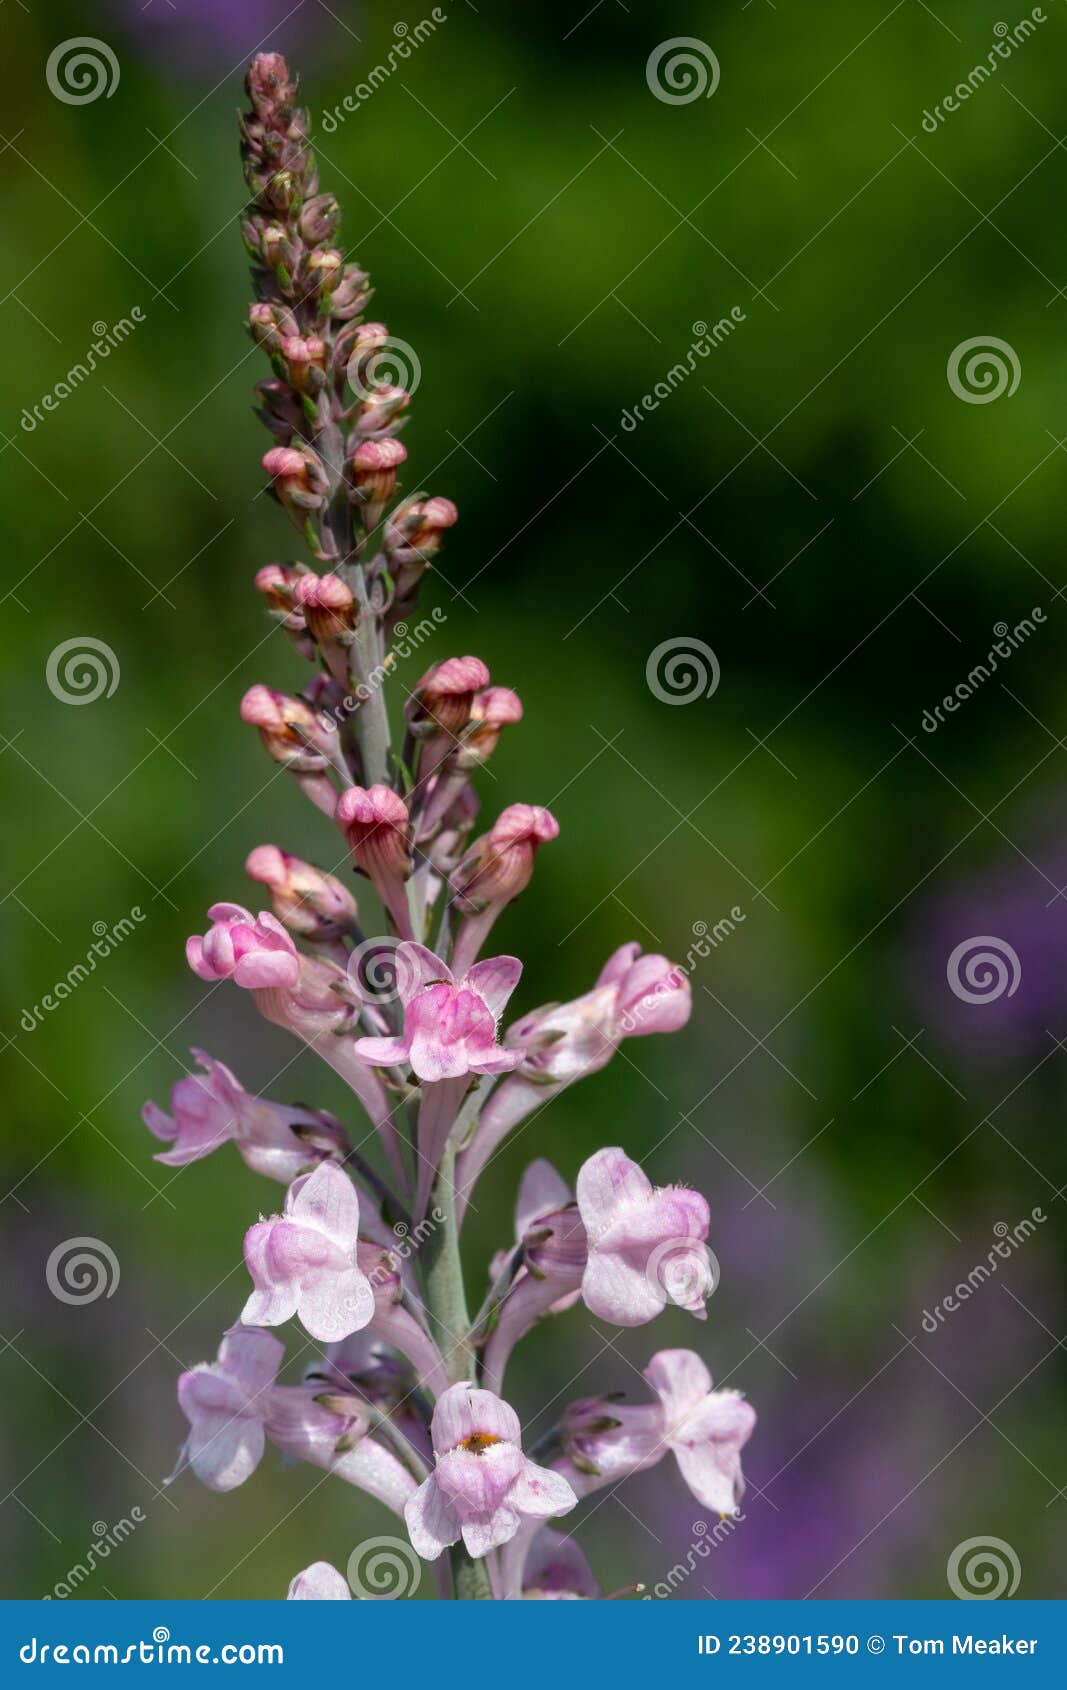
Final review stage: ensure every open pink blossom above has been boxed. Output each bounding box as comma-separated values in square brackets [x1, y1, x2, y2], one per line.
[287, 1562, 350, 1599]
[241, 1162, 374, 1342]
[353, 943, 524, 1083]
[174, 1325, 284, 1492]
[186, 903, 299, 990]
[576, 1147, 712, 1326]
[143, 1047, 346, 1182]
[404, 1383, 577, 1561]
[645, 1350, 755, 1515]
[457, 944, 692, 1216]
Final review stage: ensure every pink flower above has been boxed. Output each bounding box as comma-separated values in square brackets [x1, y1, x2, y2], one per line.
[644, 1350, 755, 1515]
[457, 945, 693, 1217]
[287, 1562, 350, 1599]
[174, 1325, 284, 1491]
[353, 943, 524, 1083]
[186, 903, 299, 991]
[576, 1147, 712, 1326]
[142, 1047, 347, 1182]
[404, 1383, 577, 1560]
[241, 1163, 374, 1343]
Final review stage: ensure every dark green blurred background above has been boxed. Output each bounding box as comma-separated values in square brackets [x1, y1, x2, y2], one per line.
[2, 0, 1065, 1600]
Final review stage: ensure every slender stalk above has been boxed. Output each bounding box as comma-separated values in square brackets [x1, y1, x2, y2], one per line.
[418, 1142, 493, 1600]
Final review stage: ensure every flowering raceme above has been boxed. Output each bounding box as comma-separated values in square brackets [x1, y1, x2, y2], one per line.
[145, 51, 754, 1601]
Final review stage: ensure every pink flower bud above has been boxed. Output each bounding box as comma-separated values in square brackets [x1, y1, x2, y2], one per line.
[245, 844, 357, 939]
[292, 571, 355, 645]
[239, 684, 335, 770]
[385, 495, 458, 566]
[245, 53, 298, 129]
[278, 334, 327, 391]
[358, 384, 410, 433]
[262, 445, 328, 511]
[348, 437, 407, 525]
[410, 655, 491, 738]
[336, 784, 411, 876]
[456, 803, 559, 906]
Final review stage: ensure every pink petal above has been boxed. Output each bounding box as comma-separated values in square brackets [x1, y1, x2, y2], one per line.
[186, 1411, 265, 1492]
[297, 1266, 374, 1343]
[595, 942, 642, 989]
[217, 1326, 285, 1396]
[460, 1503, 520, 1558]
[352, 1034, 411, 1067]
[395, 941, 453, 1003]
[508, 1459, 578, 1520]
[515, 1159, 573, 1238]
[581, 1249, 665, 1327]
[287, 1561, 351, 1599]
[644, 1348, 713, 1418]
[431, 1383, 521, 1453]
[288, 1162, 362, 1252]
[465, 955, 523, 1020]
[575, 1147, 653, 1236]
[405, 1475, 460, 1560]
[232, 948, 300, 990]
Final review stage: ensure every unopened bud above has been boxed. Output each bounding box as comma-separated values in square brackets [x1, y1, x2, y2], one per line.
[409, 655, 491, 739]
[246, 843, 357, 939]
